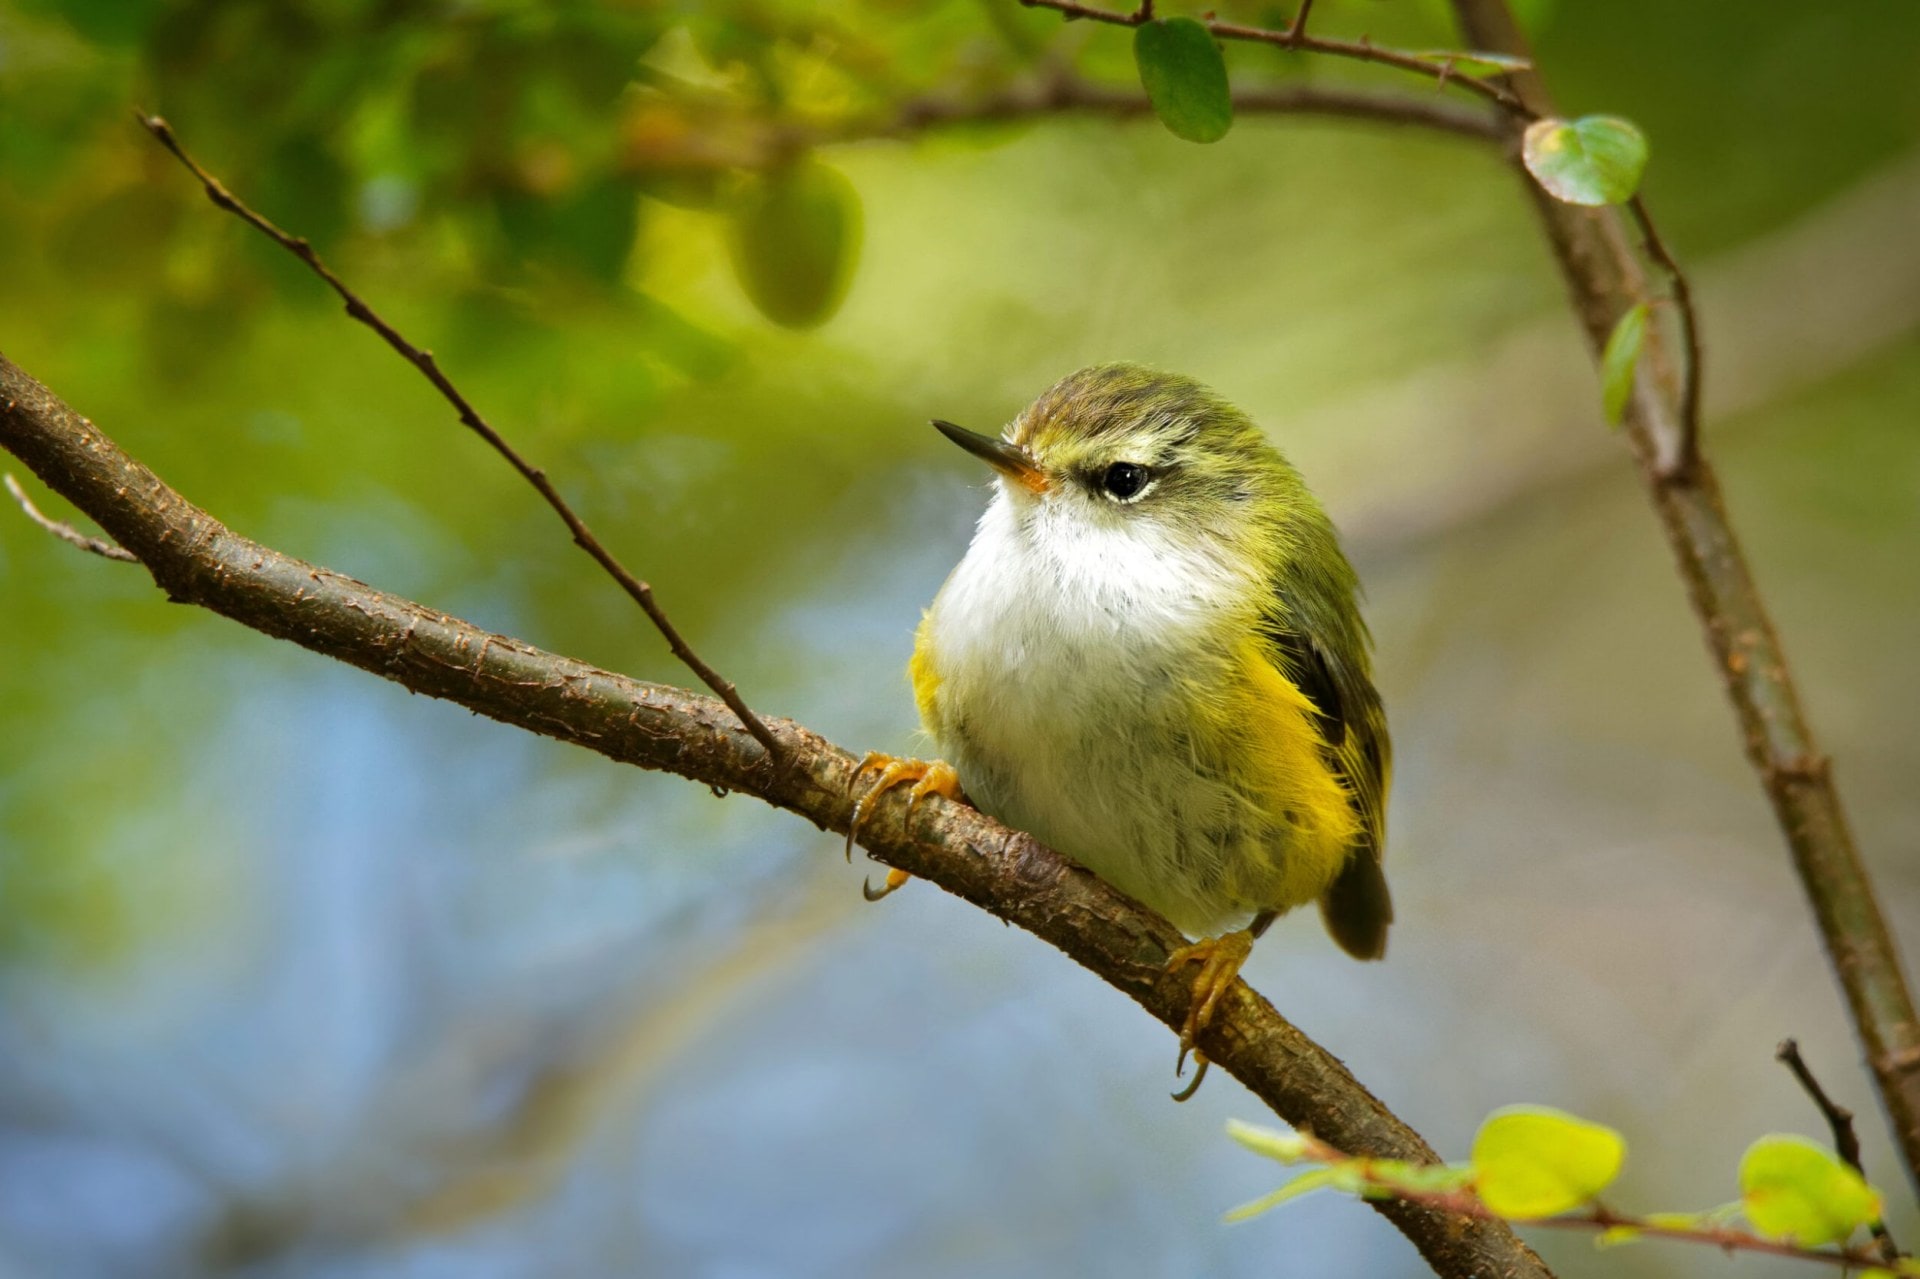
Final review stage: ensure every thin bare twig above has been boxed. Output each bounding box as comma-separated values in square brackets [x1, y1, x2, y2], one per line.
[135, 113, 784, 766]
[1017, 0, 1528, 113]
[4, 473, 136, 561]
[1777, 1038, 1903, 1264]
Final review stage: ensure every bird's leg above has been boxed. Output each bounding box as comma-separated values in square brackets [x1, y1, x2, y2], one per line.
[844, 753, 965, 900]
[1166, 911, 1275, 1101]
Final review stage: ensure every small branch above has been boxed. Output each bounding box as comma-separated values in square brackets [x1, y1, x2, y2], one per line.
[0, 352, 1555, 1279]
[1627, 195, 1704, 479]
[1016, 0, 1529, 113]
[1779, 1038, 1867, 1170]
[1269, 1133, 1897, 1273]
[1286, 0, 1315, 44]
[1465, 1200, 1884, 1272]
[5, 473, 137, 561]
[1777, 1038, 1902, 1264]
[135, 113, 785, 766]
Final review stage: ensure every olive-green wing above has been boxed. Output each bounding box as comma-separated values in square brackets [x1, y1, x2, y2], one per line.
[1262, 576, 1393, 959]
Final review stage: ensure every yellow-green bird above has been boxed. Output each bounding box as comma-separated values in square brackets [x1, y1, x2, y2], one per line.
[851, 363, 1391, 1088]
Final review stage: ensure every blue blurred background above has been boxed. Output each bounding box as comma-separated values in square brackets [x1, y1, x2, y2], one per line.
[2, 1, 1917, 1275]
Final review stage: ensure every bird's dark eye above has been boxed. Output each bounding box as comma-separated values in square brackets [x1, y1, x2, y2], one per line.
[1100, 462, 1151, 500]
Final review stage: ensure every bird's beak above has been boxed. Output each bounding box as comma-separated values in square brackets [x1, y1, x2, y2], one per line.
[931, 419, 1049, 494]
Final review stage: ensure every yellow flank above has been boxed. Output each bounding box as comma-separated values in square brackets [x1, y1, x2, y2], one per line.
[909, 612, 945, 736]
[1202, 640, 1359, 911]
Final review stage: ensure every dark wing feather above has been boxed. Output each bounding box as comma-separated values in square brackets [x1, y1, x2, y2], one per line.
[1260, 575, 1393, 959]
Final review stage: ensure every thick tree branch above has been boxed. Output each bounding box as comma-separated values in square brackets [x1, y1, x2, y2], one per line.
[1445, 0, 1920, 1194]
[136, 114, 784, 765]
[0, 351, 1553, 1279]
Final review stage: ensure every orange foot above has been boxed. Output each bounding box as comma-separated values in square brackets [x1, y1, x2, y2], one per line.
[844, 754, 965, 900]
[1165, 928, 1256, 1101]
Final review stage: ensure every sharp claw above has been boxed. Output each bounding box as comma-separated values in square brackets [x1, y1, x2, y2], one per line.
[862, 868, 911, 902]
[1170, 1055, 1210, 1103]
[843, 756, 962, 863]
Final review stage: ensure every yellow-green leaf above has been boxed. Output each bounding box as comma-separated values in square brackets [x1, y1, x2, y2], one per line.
[1470, 1106, 1625, 1220]
[1522, 115, 1648, 206]
[1134, 18, 1233, 144]
[1739, 1134, 1882, 1245]
[726, 158, 862, 328]
[1224, 1167, 1340, 1222]
[1225, 1120, 1312, 1164]
[1601, 302, 1648, 424]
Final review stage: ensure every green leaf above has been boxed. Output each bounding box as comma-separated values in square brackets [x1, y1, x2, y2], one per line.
[1601, 302, 1648, 424]
[726, 157, 862, 329]
[1521, 116, 1649, 206]
[1224, 1168, 1342, 1222]
[1410, 49, 1533, 78]
[1739, 1134, 1882, 1245]
[1134, 18, 1233, 144]
[1470, 1106, 1626, 1220]
[1226, 1120, 1312, 1164]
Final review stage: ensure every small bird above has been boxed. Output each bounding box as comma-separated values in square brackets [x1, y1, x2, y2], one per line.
[850, 364, 1391, 1093]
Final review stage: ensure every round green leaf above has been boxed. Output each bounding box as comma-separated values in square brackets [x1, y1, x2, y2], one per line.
[726, 158, 862, 329]
[1134, 18, 1233, 144]
[1470, 1106, 1626, 1220]
[1522, 115, 1648, 206]
[1601, 302, 1648, 425]
[1739, 1134, 1882, 1245]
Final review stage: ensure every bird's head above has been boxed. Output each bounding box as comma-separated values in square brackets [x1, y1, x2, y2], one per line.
[932, 363, 1287, 535]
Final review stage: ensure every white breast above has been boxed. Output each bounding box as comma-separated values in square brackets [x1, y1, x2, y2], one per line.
[923, 488, 1269, 934]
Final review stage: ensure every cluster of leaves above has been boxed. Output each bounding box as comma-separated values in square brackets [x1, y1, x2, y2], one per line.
[0, 0, 944, 340]
[1228, 1107, 1910, 1273]
[1127, 10, 1648, 205]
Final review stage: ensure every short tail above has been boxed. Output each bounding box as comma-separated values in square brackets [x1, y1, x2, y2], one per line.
[1320, 845, 1392, 960]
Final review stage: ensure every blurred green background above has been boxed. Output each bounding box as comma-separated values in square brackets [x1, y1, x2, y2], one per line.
[2, 1, 1917, 1275]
